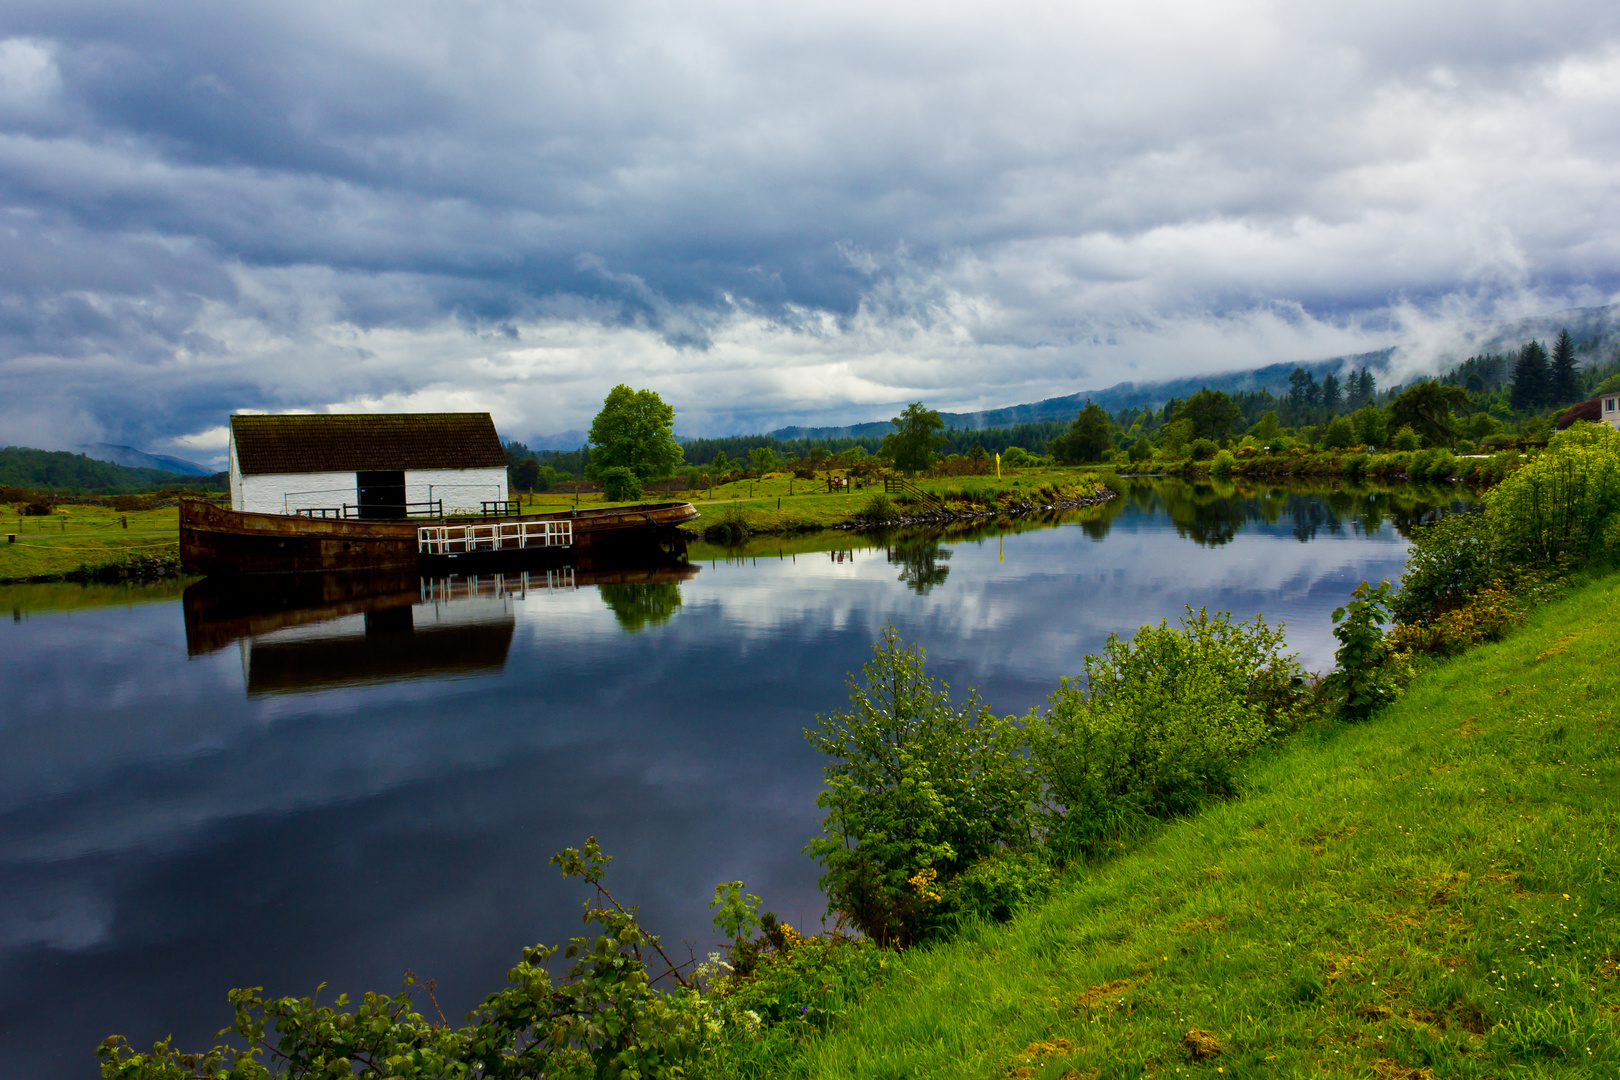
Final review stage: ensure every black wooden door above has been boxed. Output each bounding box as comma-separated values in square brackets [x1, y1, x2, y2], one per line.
[356, 470, 406, 518]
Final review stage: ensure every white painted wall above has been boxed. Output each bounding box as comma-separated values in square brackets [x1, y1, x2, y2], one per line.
[239, 471, 359, 516]
[230, 463, 506, 516]
[407, 467, 507, 514]
[228, 438, 244, 511]
[1603, 397, 1620, 431]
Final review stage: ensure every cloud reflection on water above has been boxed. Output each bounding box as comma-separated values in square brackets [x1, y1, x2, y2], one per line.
[0, 487, 1445, 1077]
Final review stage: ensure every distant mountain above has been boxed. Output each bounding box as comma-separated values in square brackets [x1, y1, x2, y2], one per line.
[1469, 302, 1620, 356]
[77, 443, 212, 476]
[507, 430, 590, 452]
[1, 447, 225, 493]
[767, 352, 1392, 440]
[766, 303, 1620, 441]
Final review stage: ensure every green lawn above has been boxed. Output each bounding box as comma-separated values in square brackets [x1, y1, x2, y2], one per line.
[522, 465, 1109, 537]
[0, 503, 180, 582]
[780, 573, 1620, 1079]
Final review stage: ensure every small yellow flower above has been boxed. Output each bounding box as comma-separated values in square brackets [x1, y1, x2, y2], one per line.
[908, 867, 942, 904]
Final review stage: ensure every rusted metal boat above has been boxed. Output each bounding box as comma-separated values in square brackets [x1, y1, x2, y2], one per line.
[179, 498, 701, 576]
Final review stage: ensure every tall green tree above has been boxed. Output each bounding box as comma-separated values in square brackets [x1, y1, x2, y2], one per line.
[1177, 389, 1243, 443]
[586, 384, 684, 483]
[1321, 373, 1343, 412]
[1510, 340, 1550, 411]
[1389, 381, 1468, 446]
[1050, 402, 1115, 463]
[1548, 329, 1580, 407]
[1352, 404, 1387, 449]
[881, 402, 947, 472]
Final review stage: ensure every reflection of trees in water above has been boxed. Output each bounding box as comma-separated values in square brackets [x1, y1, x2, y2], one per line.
[1105, 477, 1476, 547]
[598, 583, 683, 633]
[887, 537, 952, 594]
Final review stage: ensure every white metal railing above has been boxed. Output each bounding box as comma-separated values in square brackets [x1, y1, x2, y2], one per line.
[416, 518, 573, 555]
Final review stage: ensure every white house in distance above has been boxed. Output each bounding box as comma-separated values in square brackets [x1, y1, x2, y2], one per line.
[228, 413, 509, 517]
[1603, 396, 1620, 431]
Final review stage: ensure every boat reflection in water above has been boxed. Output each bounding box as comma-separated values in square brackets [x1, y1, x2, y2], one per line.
[183, 558, 699, 694]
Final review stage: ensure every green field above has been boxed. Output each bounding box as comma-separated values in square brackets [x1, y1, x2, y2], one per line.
[0, 503, 181, 582]
[767, 571, 1620, 1079]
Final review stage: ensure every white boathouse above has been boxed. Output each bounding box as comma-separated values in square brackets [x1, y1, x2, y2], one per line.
[228, 413, 509, 518]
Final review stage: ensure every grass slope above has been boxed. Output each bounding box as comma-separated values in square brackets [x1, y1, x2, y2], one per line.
[793, 575, 1620, 1079]
[0, 504, 180, 581]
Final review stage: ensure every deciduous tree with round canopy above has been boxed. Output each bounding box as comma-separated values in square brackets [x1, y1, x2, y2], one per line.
[1050, 402, 1115, 463]
[586, 384, 684, 483]
[1389, 381, 1468, 447]
[880, 402, 946, 473]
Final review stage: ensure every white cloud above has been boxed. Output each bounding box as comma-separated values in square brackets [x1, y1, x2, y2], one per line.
[0, 1, 1618, 444]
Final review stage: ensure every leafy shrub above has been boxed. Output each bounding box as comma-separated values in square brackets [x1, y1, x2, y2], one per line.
[703, 505, 751, 544]
[598, 465, 645, 501]
[803, 625, 1038, 947]
[853, 493, 896, 524]
[1343, 452, 1371, 480]
[1209, 449, 1237, 476]
[1472, 449, 1526, 486]
[1484, 422, 1620, 565]
[1000, 446, 1036, 467]
[1328, 580, 1399, 721]
[99, 838, 710, 1080]
[935, 848, 1054, 929]
[1386, 583, 1527, 656]
[1392, 425, 1421, 452]
[700, 929, 885, 1074]
[1028, 608, 1309, 855]
[1189, 438, 1219, 461]
[1389, 510, 1501, 625]
[1407, 447, 1439, 481]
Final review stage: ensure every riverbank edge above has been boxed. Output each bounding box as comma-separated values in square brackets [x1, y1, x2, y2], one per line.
[753, 568, 1620, 1079]
[0, 548, 182, 585]
[832, 483, 1118, 533]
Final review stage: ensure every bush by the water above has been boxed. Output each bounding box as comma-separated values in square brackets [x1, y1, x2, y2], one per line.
[1029, 609, 1309, 854]
[853, 493, 895, 524]
[802, 611, 1313, 947]
[803, 626, 1037, 948]
[702, 505, 751, 544]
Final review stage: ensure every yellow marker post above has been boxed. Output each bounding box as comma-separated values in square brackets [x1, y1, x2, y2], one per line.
[995, 452, 1001, 479]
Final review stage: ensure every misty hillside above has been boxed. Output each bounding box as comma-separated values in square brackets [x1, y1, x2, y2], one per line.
[768, 303, 1620, 440]
[76, 443, 213, 476]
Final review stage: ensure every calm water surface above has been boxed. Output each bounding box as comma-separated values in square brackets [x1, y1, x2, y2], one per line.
[0, 480, 1468, 1077]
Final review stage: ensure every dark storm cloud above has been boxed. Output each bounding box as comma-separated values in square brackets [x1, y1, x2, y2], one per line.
[0, 0, 1618, 452]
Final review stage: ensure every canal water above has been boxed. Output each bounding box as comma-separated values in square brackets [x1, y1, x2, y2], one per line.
[0, 479, 1468, 1076]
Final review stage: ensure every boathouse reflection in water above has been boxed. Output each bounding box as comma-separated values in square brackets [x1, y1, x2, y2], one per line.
[183, 560, 698, 693]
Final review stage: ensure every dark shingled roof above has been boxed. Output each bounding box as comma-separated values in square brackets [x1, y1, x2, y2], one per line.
[231, 413, 506, 476]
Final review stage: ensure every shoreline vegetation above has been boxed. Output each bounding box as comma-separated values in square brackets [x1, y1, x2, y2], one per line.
[96, 424, 1620, 1078]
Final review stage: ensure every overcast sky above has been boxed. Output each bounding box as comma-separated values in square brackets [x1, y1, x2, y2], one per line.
[2, 0, 1618, 459]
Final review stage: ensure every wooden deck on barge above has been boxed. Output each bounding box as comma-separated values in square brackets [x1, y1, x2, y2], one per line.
[180, 499, 701, 576]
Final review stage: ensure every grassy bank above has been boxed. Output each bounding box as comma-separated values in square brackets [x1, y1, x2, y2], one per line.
[775, 572, 1620, 1079]
[0, 503, 181, 582]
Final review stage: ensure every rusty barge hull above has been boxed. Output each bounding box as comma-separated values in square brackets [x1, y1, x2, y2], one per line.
[180, 499, 701, 576]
